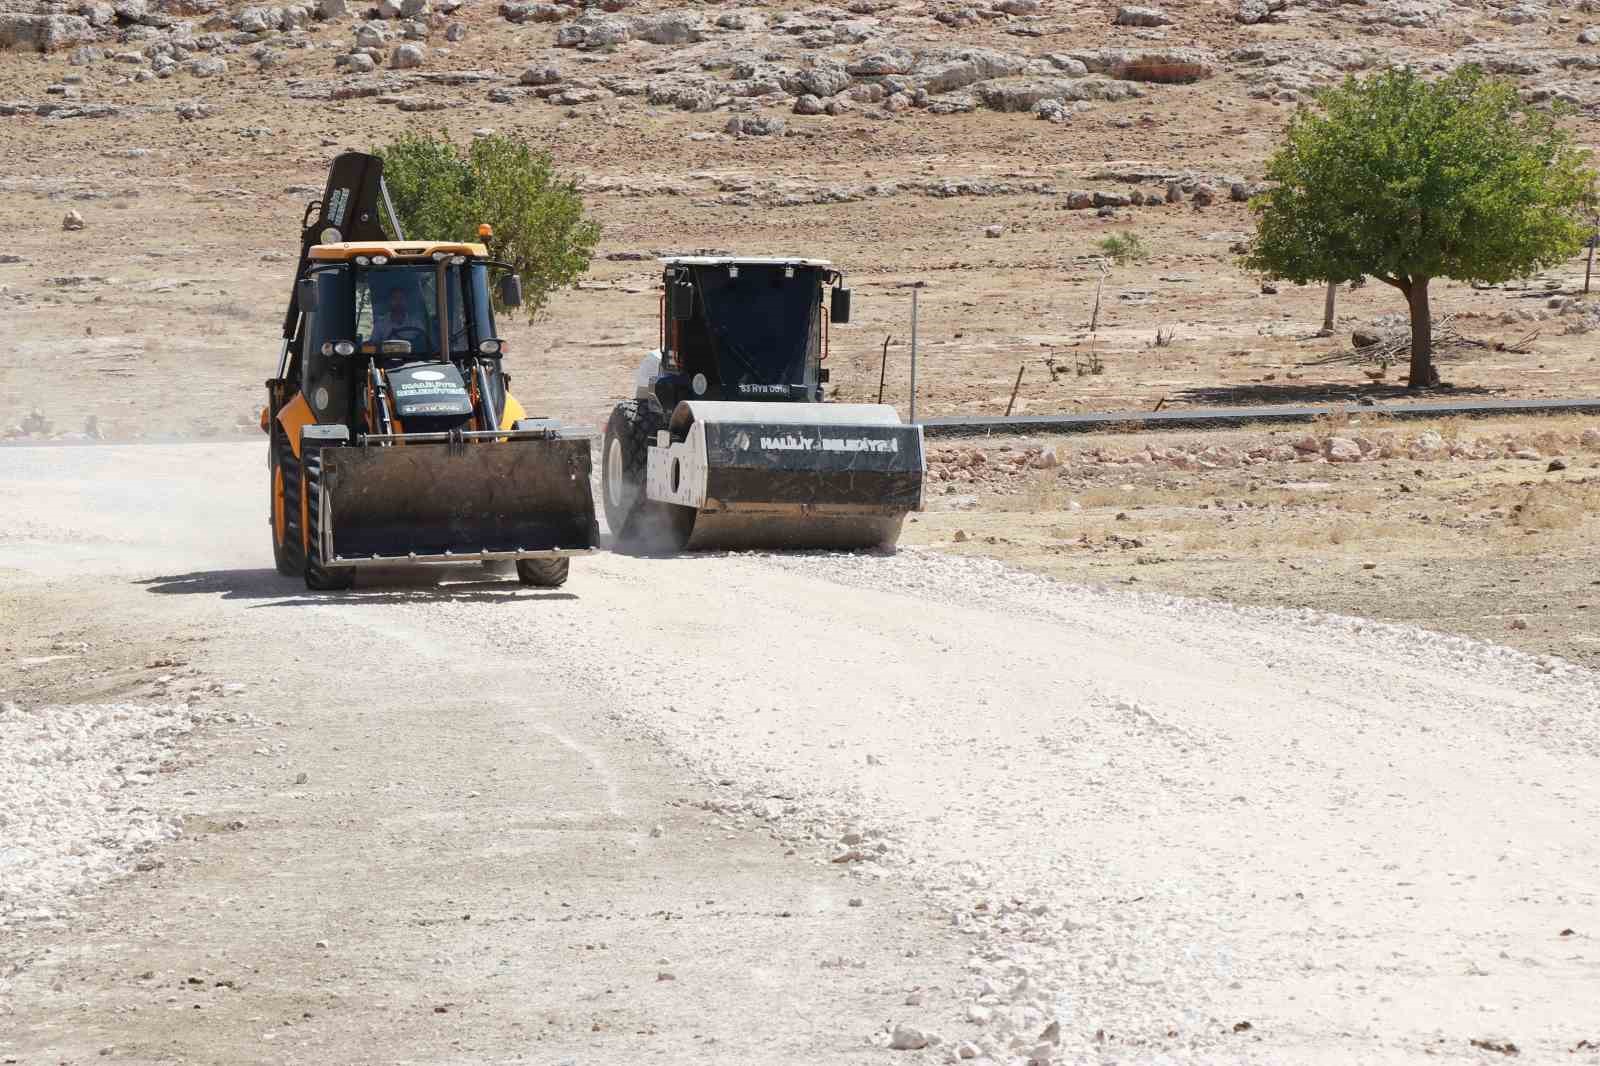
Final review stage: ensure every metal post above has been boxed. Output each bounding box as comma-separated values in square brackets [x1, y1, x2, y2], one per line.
[1586, 232, 1595, 295]
[878, 334, 891, 405]
[1322, 280, 1337, 335]
[909, 287, 919, 424]
[1005, 362, 1025, 416]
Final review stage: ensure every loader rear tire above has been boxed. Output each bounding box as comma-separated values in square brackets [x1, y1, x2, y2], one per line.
[515, 558, 570, 588]
[269, 428, 304, 578]
[303, 448, 355, 592]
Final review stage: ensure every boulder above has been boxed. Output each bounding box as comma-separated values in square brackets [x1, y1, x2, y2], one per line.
[500, 2, 562, 21]
[914, 47, 1029, 93]
[1073, 47, 1215, 83]
[336, 49, 374, 70]
[793, 92, 825, 114]
[1325, 436, 1362, 462]
[317, 0, 347, 19]
[555, 13, 629, 49]
[629, 10, 703, 44]
[1580, 25, 1600, 43]
[794, 57, 851, 96]
[1114, 5, 1170, 25]
[519, 63, 559, 84]
[725, 114, 785, 135]
[716, 10, 763, 30]
[976, 75, 1139, 111]
[847, 47, 913, 76]
[0, 12, 92, 51]
[390, 41, 424, 67]
[236, 5, 279, 30]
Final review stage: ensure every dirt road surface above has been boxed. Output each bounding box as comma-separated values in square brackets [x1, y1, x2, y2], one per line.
[3, 442, 1599, 1065]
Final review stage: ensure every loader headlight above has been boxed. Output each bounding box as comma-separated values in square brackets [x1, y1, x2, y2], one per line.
[314, 386, 330, 412]
[354, 256, 370, 266]
[371, 255, 388, 266]
[450, 255, 466, 265]
[692, 372, 708, 396]
[334, 340, 355, 356]
[478, 339, 501, 355]
[320, 227, 341, 245]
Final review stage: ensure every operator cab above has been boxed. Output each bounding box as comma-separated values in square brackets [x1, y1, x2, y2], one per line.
[294, 242, 522, 434]
[652, 256, 850, 412]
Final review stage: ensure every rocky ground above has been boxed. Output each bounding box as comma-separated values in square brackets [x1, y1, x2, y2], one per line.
[4, 0, 1600, 443]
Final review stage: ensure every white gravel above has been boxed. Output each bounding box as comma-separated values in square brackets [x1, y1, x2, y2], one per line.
[0, 701, 206, 932]
[450, 547, 1600, 1064]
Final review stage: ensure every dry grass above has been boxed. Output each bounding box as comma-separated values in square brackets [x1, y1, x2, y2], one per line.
[1506, 483, 1596, 532]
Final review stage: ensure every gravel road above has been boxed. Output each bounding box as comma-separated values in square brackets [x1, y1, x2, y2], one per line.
[2, 442, 1597, 1065]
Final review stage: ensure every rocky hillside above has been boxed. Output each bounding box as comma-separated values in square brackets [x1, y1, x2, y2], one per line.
[5, 0, 1597, 126]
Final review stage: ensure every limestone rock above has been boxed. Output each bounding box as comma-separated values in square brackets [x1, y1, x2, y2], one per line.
[1114, 5, 1170, 25]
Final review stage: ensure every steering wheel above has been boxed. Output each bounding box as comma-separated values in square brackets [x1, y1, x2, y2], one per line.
[387, 326, 431, 351]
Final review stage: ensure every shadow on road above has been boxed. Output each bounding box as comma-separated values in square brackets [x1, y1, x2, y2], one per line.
[136, 569, 579, 604]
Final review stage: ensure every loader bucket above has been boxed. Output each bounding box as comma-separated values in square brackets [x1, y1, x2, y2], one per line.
[320, 437, 597, 565]
[647, 401, 924, 552]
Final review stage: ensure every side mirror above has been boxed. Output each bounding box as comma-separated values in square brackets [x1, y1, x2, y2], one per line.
[670, 279, 695, 321]
[297, 276, 320, 314]
[499, 273, 523, 308]
[830, 286, 851, 324]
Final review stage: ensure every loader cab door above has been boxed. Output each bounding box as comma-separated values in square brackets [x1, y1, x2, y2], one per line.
[301, 266, 356, 425]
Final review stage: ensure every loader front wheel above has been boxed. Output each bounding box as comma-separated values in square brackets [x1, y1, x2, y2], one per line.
[269, 428, 304, 578]
[303, 448, 355, 592]
[515, 557, 570, 588]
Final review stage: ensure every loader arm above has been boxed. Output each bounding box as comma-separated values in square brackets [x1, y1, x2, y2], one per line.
[281, 152, 400, 342]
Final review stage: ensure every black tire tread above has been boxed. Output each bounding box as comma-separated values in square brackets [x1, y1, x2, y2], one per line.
[270, 423, 304, 577]
[303, 447, 354, 592]
[516, 557, 570, 588]
[601, 400, 659, 541]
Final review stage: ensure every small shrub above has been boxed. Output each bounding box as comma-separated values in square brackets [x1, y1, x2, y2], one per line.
[1098, 231, 1149, 264]
[376, 131, 601, 321]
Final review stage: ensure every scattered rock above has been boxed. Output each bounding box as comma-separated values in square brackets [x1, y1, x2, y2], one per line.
[890, 1024, 932, 1051]
[630, 10, 704, 44]
[390, 42, 424, 68]
[1114, 5, 1170, 25]
[984, 224, 1004, 238]
[725, 114, 784, 136]
[794, 93, 825, 114]
[1580, 25, 1600, 43]
[1547, 457, 1567, 471]
[1325, 436, 1362, 462]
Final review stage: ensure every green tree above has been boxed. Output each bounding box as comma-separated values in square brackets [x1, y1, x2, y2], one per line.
[1243, 65, 1591, 388]
[376, 131, 601, 321]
